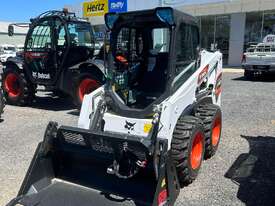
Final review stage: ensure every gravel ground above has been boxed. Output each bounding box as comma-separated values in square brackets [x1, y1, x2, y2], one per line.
[0, 71, 275, 206]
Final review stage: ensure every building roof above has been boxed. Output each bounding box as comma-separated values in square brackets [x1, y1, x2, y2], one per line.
[177, 0, 275, 16]
[0, 21, 28, 35]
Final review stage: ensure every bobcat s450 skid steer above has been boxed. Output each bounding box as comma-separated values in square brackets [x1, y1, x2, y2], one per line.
[7, 7, 223, 206]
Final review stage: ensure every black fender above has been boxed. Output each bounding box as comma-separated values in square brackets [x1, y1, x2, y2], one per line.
[4, 58, 24, 71]
[67, 59, 106, 82]
[57, 59, 106, 96]
[79, 59, 106, 82]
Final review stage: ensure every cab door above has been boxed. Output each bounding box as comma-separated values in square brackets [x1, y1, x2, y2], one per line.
[24, 19, 57, 85]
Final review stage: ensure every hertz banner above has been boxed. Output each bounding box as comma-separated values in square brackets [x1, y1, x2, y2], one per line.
[83, 0, 109, 17]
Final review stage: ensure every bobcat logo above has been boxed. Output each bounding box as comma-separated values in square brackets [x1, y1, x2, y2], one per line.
[125, 121, 136, 133]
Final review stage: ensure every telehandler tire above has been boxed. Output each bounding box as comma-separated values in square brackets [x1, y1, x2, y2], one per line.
[195, 104, 222, 159]
[244, 70, 253, 80]
[1, 67, 35, 106]
[171, 116, 205, 187]
[0, 89, 5, 118]
[74, 72, 102, 108]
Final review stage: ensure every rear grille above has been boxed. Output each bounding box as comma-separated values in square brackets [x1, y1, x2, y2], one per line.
[62, 131, 86, 146]
[58, 128, 149, 161]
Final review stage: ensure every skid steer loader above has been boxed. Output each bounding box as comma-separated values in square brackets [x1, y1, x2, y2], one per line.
[7, 7, 223, 206]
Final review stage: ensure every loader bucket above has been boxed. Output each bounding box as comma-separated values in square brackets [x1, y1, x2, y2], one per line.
[7, 124, 180, 206]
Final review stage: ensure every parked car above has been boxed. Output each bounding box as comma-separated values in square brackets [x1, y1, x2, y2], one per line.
[0, 44, 16, 63]
[242, 34, 275, 79]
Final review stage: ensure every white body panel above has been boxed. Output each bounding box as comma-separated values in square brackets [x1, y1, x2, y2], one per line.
[158, 50, 222, 148]
[78, 87, 104, 130]
[78, 50, 222, 150]
[103, 113, 152, 137]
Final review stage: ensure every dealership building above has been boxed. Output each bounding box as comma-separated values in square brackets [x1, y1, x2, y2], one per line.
[80, 0, 275, 66]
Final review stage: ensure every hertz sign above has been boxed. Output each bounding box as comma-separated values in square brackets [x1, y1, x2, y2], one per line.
[83, 0, 109, 17]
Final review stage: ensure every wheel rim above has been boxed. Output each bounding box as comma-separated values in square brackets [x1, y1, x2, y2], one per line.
[4, 73, 21, 97]
[212, 116, 221, 147]
[78, 78, 100, 102]
[190, 132, 204, 170]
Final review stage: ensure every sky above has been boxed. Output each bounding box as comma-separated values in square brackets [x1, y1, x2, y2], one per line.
[0, 0, 83, 22]
[0, 0, 233, 22]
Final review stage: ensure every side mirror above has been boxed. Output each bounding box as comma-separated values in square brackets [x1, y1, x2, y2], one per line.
[8, 25, 14, 36]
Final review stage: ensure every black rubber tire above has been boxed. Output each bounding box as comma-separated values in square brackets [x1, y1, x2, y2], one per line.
[195, 104, 222, 159]
[52, 89, 69, 99]
[171, 116, 205, 187]
[244, 70, 253, 80]
[73, 72, 102, 108]
[41, 121, 58, 156]
[1, 67, 35, 106]
[0, 89, 5, 118]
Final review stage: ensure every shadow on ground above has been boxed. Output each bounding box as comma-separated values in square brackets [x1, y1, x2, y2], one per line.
[232, 74, 275, 82]
[225, 135, 275, 206]
[31, 92, 76, 112]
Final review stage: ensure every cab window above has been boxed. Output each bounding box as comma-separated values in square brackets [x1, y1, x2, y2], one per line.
[27, 21, 52, 51]
[172, 23, 200, 91]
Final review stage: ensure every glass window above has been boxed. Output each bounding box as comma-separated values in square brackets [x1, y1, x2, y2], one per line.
[67, 22, 94, 48]
[57, 26, 66, 46]
[27, 21, 51, 51]
[172, 23, 199, 91]
[216, 15, 230, 65]
[201, 16, 215, 51]
[263, 11, 275, 37]
[115, 27, 133, 60]
[176, 24, 198, 63]
[244, 12, 263, 50]
[152, 28, 170, 53]
[199, 15, 230, 65]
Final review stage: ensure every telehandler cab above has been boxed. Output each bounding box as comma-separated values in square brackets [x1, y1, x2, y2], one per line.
[7, 7, 223, 206]
[2, 9, 105, 107]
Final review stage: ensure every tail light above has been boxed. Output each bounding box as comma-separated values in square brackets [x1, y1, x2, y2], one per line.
[158, 189, 168, 206]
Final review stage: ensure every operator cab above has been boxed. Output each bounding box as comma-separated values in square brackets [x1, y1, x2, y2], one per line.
[110, 24, 170, 108]
[104, 8, 200, 117]
[105, 8, 173, 112]
[23, 10, 95, 84]
[55, 20, 95, 67]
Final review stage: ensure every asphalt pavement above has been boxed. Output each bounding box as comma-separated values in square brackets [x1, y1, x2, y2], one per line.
[0, 71, 275, 206]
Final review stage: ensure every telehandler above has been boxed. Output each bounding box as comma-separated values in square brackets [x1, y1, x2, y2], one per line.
[2, 9, 105, 107]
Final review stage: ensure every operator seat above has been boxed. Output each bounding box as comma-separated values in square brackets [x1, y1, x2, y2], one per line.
[138, 52, 168, 95]
[132, 52, 168, 108]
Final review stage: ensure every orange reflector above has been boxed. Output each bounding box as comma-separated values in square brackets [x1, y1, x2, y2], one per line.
[158, 189, 168, 206]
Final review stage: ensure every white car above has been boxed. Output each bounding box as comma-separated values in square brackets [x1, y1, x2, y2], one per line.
[242, 34, 275, 78]
[0, 44, 17, 63]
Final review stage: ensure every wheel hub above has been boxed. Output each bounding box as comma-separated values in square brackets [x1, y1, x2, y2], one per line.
[212, 117, 221, 146]
[78, 78, 100, 102]
[4, 73, 21, 97]
[190, 132, 203, 170]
